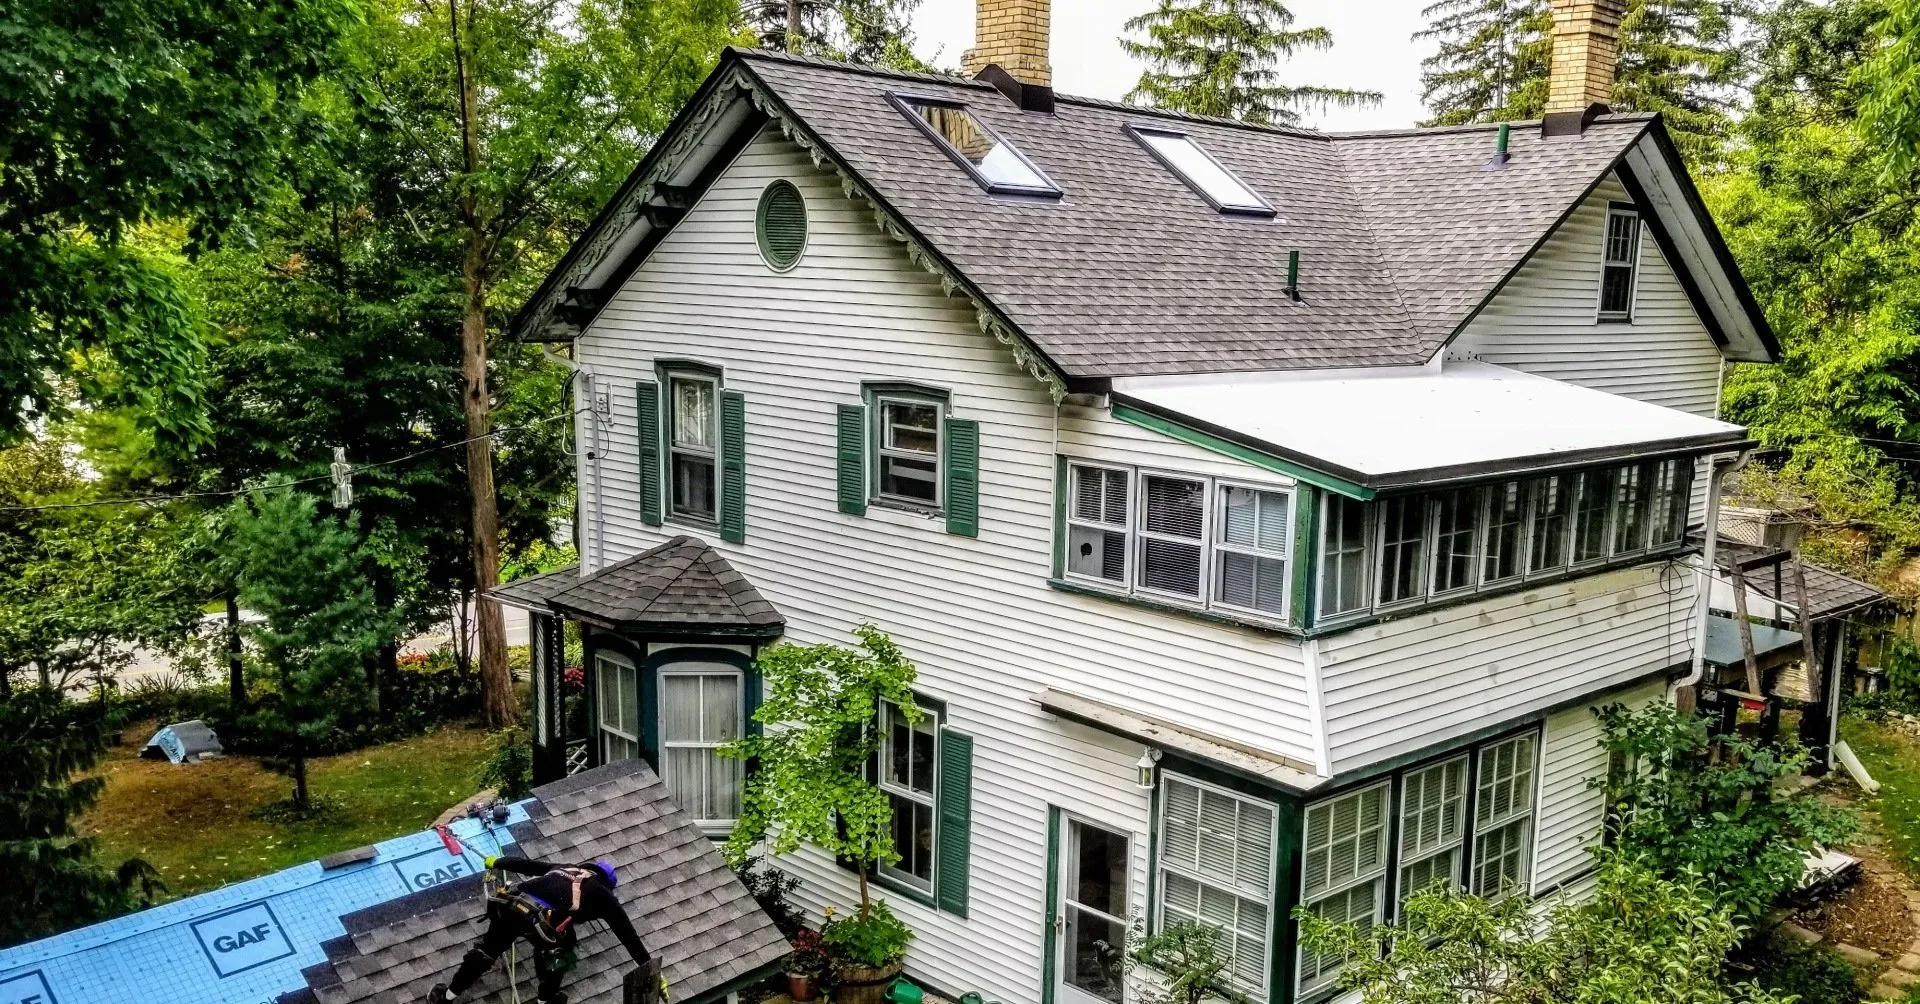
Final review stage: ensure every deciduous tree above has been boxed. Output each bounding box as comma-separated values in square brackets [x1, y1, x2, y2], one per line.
[1122, 0, 1382, 126]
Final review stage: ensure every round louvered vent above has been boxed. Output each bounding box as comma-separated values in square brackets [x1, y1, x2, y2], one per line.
[756, 181, 808, 271]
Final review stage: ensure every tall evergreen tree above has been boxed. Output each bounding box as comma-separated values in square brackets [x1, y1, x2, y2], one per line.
[739, 0, 925, 68]
[1122, 0, 1382, 126]
[1415, 0, 1552, 125]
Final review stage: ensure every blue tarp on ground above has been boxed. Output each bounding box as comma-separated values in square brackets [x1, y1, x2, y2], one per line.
[0, 805, 528, 1004]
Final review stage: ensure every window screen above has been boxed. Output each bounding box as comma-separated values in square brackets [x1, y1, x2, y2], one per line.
[1139, 475, 1207, 598]
[895, 97, 1058, 195]
[1529, 474, 1573, 572]
[1132, 128, 1273, 215]
[1648, 458, 1694, 545]
[876, 397, 942, 506]
[880, 699, 939, 890]
[1299, 784, 1388, 994]
[669, 374, 718, 522]
[1609, 464, 1650, 554]
[1599, 209, 1641, 318]
[1160, 776, 1276, 996]
[1068, 464, 1130, 583]
[1572, 468, 1616, 563]
[1216, 485, 1290, 616]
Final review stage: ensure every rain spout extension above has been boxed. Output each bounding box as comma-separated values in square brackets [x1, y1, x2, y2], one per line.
[1674, 448, 1754, 701]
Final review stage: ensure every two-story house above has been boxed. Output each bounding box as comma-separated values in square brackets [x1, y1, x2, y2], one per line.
[490, 3, 1778, 1003]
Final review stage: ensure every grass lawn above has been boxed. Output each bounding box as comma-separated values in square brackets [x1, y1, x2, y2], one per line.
[80, 722, 494, 901]
[1840, 715, 1920, 881]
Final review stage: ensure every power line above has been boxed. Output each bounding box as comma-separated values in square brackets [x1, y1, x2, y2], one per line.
[0, 409, 586, 514]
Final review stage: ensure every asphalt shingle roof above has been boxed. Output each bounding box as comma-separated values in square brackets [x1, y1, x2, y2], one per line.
[287, 760, 789, 1004]
[736, 50, 1656, 376]
[1703, 535, 1887, 621]
[491, 564, 583, 610]
[545, 537, 784, 637]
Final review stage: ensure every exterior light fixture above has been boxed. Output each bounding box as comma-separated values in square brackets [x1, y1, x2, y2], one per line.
[1135, 748, 1162, 790]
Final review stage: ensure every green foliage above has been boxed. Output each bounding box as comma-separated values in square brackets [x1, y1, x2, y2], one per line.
[1296, 852, 1792, 1004]
[1121, 0, 1382, 126]
[1595, 702, 1858, 922]
[722, 624, 920, 913]
[0, 0, 356, 446]
[1416, 0, 1552, 125]
[0, 689, 163, 948]
[740, 0, 927, 68]
[224, 488, 389, 809]
[819, 899, 913, 967]
[1744, 932, 1865, 1004]
[1860, 0, 1920, 180]
[735, 857, 808, 939]
[477, 726, 535, 801]
[1129, 921, 1232, 1004]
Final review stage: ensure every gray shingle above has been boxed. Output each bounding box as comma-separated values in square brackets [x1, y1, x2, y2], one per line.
[545, 537, 786, 637]
[292, 760, 790, 1004]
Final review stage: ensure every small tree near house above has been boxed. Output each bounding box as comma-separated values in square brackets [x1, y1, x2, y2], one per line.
[722, 624, 919, 926]
[223, 488, 388, 811]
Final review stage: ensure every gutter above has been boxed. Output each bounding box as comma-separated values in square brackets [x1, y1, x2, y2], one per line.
[1674, 449, 1754, 701]
[542, 345, 605, 574]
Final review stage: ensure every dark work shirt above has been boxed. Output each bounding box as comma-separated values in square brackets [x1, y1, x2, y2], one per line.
[494, 857, 650, 966]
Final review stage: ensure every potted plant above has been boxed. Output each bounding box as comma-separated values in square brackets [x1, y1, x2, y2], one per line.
[822, 902, 914, 1004]
[786, 927, 829, 1001]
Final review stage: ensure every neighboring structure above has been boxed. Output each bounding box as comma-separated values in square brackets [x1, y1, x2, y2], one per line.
[141, 719, 225, 764]
[284, 760, 789, 1004]
[493, 1, 1781, 1003]
[0, 806, 520, 1004]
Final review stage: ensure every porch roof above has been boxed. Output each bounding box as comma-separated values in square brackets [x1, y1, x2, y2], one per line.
[1111, 360, 1750, 491]
[1035, 688, 1326, 792]
[544, 537, 785, 638]
[1702, 613, 1804, 670]
[490, 563, 582, 612]
[1698, 534, 1886, 622]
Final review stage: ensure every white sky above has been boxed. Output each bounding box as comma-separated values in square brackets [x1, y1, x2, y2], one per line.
[908, 0, 1440, 132]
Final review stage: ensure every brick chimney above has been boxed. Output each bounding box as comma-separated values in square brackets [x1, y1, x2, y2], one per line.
[1542, 0, 1624, 135]
[964, 0, 1051, 88]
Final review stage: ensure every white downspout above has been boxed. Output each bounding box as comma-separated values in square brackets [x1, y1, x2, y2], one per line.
[542, 344, 605, 573]
[1674, 449, 1754, 699]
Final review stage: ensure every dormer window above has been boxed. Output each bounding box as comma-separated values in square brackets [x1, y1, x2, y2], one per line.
[1128, 125, 1275, 217]
[1598, 203, 1642, 320]
[891, 95, 1060, 197]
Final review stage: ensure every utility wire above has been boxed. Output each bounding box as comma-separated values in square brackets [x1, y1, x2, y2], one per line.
[0, 409, 587, 513]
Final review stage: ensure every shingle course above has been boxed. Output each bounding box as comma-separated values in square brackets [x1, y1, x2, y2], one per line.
[544, 537, 785, 636]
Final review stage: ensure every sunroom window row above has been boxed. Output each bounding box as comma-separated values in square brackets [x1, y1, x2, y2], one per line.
[1318, 457, 1696, 620]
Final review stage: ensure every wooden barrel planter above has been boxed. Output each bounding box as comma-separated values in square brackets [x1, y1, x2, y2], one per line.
[832, 960, 904, 1004]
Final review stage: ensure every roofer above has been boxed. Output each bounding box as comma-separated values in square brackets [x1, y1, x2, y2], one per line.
[428, 856, 653, 1004]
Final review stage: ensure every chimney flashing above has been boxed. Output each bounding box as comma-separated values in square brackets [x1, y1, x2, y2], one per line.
[1541, 102, 1611, 138]
[976, 63, 1056, 113]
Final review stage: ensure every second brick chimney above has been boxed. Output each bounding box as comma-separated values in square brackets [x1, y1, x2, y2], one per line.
[963, 0, 1052, 88]
[1543, 0, 1624, 135]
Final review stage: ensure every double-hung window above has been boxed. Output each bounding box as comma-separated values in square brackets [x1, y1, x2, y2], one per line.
[1572, 468, 1616, 564]
[659, 669, 743, 829]
[1062, 460, 1295, 620]
[668, 372, 719, 523]
[596, 652, 639, 764]
[879, 698, 940, 892]
[1647, 457, 1693, 545]
[1482, 481, 1526, 584]
[1431, 487, 1481, 595]
[1376, 496, 1427, 606]
[1471, 735, 1538, 898]
[1298, 784, 1388, 995]
[1159, 776, 1278, 997]
[1215, 484, 1292, 616]
[1598, 205, 1642, 320]
[1397, 757, 1468, 918]
[875, 395, 943, 507]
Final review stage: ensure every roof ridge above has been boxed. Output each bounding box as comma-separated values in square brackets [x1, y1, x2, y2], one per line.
[1327, 111, 1659, 141]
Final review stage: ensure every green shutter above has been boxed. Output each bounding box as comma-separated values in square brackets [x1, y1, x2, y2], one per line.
[720, 390, 747, 543]
[836, 404, 867, 515]
[1041, 808, 1061, 1004]
[935, 727, 974, 916]
[944, 418, 980, 537]
[636, 381, 663, 526]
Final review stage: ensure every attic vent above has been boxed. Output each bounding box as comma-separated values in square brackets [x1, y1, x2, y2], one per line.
[756, 181, 808, 271]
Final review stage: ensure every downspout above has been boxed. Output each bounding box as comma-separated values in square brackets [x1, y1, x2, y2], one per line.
[1673, 449, 1753, 705]
[542, 344, 605, 573]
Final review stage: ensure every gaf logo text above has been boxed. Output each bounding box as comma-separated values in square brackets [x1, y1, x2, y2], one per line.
[191, 901, 296, 978]
[0, 970, 57, 1004]
[389, 846, 474, 892]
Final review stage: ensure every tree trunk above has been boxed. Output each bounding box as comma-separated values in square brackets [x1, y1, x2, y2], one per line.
[293, 754, 309, 810]
[787, 0, 801, 45]
[377, 641, 398, 721]
[226, 593, 245, 711]
[451, 0, 513, 728]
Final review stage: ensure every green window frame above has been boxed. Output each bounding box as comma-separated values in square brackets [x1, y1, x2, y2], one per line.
[1157, 773, 1279, 998]
[756, 180, 809, 271]
[868, 694, 974, 915]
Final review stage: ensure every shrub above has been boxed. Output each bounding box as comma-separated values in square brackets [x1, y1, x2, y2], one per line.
[1129, 921, 1229, 1004]
[820, 900, 913, 968]
[112, 676, 227, 730]
[477, 726, 534, 800]
[1744, 934, 1864, 1004]
[736, 857, 807, 939]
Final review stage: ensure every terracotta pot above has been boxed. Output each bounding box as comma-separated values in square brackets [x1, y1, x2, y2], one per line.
[832, 959, 904, 1004]
[788, 973, 819, 1002]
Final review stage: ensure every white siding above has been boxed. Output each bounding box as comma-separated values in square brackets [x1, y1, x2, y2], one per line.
[1316, 563, 1696, 773]
[574, 126, 1308, 1003]
[1058, 405, 1299, 488]
[1530, 676, 1667, 895]
[1448, 176, 1726, 421]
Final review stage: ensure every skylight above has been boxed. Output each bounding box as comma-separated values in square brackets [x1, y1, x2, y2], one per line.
[891, 95, 1060, 197]
[1129, 126, 1275, 216]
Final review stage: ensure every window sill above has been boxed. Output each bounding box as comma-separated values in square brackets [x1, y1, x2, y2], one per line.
[871, 868, 939, 909]
[1596, 314, 1634, 324]
[869, 498, 944, 520]
[665, 514, 721, 536]
[1047, 578, 1298, 637]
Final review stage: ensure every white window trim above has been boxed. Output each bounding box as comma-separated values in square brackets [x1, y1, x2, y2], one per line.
[1373, 495, 1429, 610]
[872, 393, 946, 510]
[1317, 494, 1373, 622]
[657, 666, 745, 832]
[1479, 481, 1529, 587]
[1523, 473, 1575, 580]
[1064, 461, 1134, 589]
[665, 371, 721, 527]
[1135, 468, 1214, 606]
[1470, 735, 1540, 901]
[877, 697, 940, 894]
[1296, 780, 1390, 997]
[1595, 205, 1644, 322]
[596, 651, 638, 763]
[1212, 480, 1296, 619]
[1394, 755, 1469, 920]
[1156, 772, 1280, 999]
[1427, 487, 1482, 598]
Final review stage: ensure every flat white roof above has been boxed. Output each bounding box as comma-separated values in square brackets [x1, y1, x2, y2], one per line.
[1114, 361, 1748, 490]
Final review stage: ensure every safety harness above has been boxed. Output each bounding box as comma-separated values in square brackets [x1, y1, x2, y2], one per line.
[484, 866, 599, 948]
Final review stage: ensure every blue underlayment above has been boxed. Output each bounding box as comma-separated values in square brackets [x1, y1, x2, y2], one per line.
[0, 804, 528, 1004]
